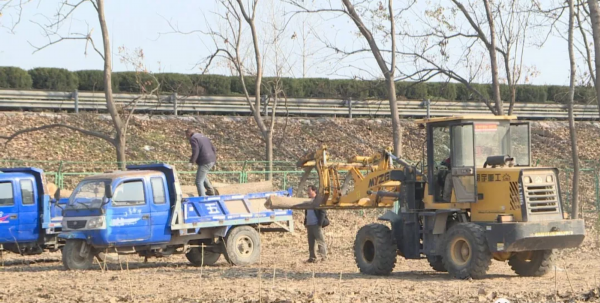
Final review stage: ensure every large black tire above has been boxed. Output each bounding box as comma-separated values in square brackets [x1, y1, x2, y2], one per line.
[354, 223, 397, 276]
[427, 255, 447, 272]
[186, 248, 221, 266]
[508, 250, 554, 277]
[62, 240, 94, 271]
[223, 226, 261, 266]
[442, 223, 491, 279]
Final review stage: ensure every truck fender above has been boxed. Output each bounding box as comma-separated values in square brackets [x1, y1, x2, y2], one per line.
[58, 232, 87, 241]
[214, 226, 229, 238]
[378, 210, 402, 223]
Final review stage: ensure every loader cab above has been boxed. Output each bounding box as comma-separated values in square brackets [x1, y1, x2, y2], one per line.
[418, 115, 531, 203]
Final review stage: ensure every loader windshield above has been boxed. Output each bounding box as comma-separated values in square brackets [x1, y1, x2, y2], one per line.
[67, 180, 109, 210]
[473, 121, 530, 167]
[474, 122, 509, 167]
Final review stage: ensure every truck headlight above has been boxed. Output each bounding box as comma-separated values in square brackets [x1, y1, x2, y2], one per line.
[523, 176, 532, 184]
[87, 216, 105, 229]
[546, 175, 554, 183]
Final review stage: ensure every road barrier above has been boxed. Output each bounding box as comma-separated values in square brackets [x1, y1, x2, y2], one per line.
[0, 89, 599, 120]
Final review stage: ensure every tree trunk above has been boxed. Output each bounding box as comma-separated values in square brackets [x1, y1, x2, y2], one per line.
[588, 0, 600, 117]
[483, 0, 503, 115]
[341, 0, 403, 157]
[96, 0, 126, 167]
[116, 133, 126, 170]
[265, 130, 273, 181]
[387, 78, 402, 157]
[508, 86, 516, 115]
[503, 49, 516, 116]
[568, 0, 580, 219]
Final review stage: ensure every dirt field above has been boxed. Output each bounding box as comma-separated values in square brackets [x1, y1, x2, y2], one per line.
[2, 212, 600, 303]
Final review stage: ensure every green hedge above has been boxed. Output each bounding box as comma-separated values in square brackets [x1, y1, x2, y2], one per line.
[0, 66, 597, 104]
[28, 67, 78, 91]
[0, 67, 32, 89]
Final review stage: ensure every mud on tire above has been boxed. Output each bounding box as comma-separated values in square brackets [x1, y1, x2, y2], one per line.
[354, 223, 397, 276]
[442, 223, 491, 279]
[508, 250, 554, 277]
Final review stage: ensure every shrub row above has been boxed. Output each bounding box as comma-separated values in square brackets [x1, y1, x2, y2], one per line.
[0, 66, 595, 104]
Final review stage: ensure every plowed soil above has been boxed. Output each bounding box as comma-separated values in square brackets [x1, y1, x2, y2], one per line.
[2, 211, 600, 303]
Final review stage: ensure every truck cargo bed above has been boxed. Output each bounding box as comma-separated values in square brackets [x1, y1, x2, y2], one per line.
[172, 189, 294, 231]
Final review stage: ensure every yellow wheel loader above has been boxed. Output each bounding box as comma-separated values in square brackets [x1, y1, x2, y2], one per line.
[267, 115, 585, 279]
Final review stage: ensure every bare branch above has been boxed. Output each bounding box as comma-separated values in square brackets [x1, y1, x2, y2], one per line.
[0, 124, 115, 146]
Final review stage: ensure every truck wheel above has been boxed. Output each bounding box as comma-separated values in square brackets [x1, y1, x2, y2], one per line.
[186, 248, 221, 266]
[224, 226, 261, 266]
[62, 240, 94, 271]
[427, 255, 447, 272]
[354, 223, 397, 276]
[508, 250, 554, 277]
[442, 223, 491, 279]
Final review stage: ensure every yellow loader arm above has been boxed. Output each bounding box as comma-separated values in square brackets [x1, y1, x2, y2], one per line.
[267, 146, 410, 209]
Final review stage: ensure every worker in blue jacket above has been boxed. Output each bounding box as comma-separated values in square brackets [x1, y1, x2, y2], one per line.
[304, 185, 329, 263]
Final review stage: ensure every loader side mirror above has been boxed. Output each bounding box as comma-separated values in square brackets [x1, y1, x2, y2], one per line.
[105, 183, 113, 199]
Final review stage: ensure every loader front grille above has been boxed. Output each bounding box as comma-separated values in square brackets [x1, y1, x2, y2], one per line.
[522, 171, 561, 220]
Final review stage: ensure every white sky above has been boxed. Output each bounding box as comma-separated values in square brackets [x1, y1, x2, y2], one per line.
[0, 0, 574, 86]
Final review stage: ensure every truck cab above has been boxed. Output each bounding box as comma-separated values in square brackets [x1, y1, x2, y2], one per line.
[0, 167, 64, 255]
[60, 164, 294, 270]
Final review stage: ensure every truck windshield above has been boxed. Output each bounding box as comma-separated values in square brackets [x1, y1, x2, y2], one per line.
[67, 180, 109, 210]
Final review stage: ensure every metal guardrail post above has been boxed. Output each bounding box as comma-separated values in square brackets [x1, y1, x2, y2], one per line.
[73, 90, 79, 114]
[173, 93, 178, 116]
[347, 98, 353, 119]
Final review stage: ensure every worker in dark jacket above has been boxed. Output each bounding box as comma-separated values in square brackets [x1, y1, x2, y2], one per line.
[186, 129, 217, 196]
[304, 185, 328, 263]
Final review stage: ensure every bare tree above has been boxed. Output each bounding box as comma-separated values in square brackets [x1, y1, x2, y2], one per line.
[574, 1, 595, 87]
[0, 0, 155, 169]
[0, 0, 33, 33]
[400, 0, 537, 115]
[568, 0, 581, 218]
[588, 0, 600, 116]
[284, 0, 409, 157]
[496, 0, 533, 115]
[198, 0, 280, 179]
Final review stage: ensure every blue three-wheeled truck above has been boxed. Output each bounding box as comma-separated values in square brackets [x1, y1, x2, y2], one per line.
[0, 167, 64, 256]
[59, 164, 294, 270]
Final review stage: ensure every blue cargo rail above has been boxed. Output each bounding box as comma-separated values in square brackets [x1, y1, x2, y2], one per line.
[177, 190, 294, 232]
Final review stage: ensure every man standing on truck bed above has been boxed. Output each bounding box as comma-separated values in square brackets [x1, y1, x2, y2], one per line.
[186, 128, 217, 196]
[304, 185, 328, 263]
